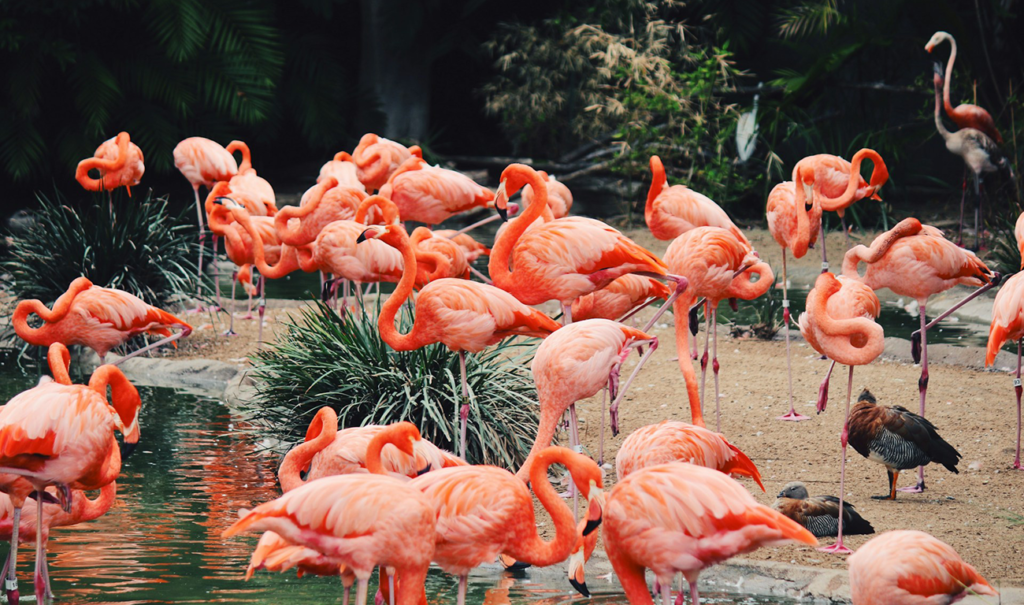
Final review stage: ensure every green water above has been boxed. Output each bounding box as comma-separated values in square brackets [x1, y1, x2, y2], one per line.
[0, 361, 803, 604]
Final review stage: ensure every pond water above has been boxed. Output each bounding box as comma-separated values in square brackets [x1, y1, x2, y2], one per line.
[0, 360, 805, 604]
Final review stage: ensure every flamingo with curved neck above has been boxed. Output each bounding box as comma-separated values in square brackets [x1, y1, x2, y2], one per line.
[275, 177, 368, 246]
[645, 155, 749, 245]
[925, 31, 1003, 143]
[225, 140, 277, 216]
[75, 132, 145, 196]
[359, 223, 560, 459]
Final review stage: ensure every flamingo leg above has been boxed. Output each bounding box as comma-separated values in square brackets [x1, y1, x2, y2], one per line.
[562, 303, 573, 326]
[192, 185, 207, 313]
[819, 365, 854, 555]
[468, 265, 493, 284]
[243, 284, 254, 320]
[6, 506, 19, 604]
[659, 580, 671, 605]
[699, 301, 710, 411]
[911, 279, 1000, 357]
[690, 299, 702, 360]
[711, 306, 722, 431]
[608, 339, 658, 436]
[343, 278, 351, 312]
[111, 324, 193, 366]
[598, 386, 607, 466]
[778, 253, 809, 421]
[568, 402, 580, 515]
[257, 276, 266, 349]
[224, 273, 238, 336]
[388, 569, 395, 605]
[212, 235, 222, 310]
[900, 303, 929, 494]
[841, 213, 849, 251]
[453, 213, 502, 236]
[38, 541, 51, 601]
[355, 578, 369, 605]
[640, 277, 688, 333]
[457, 575, 468, 605]
[459, 351, 470, 460]
[819, 211, 829, 272]
[31, 493, 43, 601]
[816, 360, 837, 413]
[689, 581, 699, 605]
[1015, 339, 1022, 470]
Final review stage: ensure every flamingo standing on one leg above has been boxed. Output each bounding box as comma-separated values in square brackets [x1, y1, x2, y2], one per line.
[75, 132, 145, 199]
[378, 156, 495, 226]
[173, 137, 239, 310]
[358, 223, 560, 460]
[925, 32, 1003, 143]
[603, 462, 816, 605]
[843, 218, 996, 493]
[223, 474, 436, 605]
[848, 530, 998, 604]
[767, 181, 822, 421]
[409, 446, 603, 605]
[664, 226, 773, 431]
[797, 271, 884, 554]
[984, 253, 1024, 470]
[12, 277, 193, 365]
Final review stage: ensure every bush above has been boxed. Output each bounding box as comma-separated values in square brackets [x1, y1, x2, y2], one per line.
[247, 301, 541, 468]
[2, 188, 198, 309]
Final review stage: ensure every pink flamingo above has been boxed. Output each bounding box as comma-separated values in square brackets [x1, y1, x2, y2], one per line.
[244, 530, 348, 583]
[842, 218, 997, 492]
[75, 132, 145, 197]
[318, 151, 366, 191]
[664, 226, 774, 431]
[432, 230, 490, 263]
[521, 170, 573, 218]
[603, 462, 816, 605]
[12, 277, 192, 364]
[767, 180, 823, 421]
[378, 156, 495, 226]
[409, 227, 470, 284]
[985, 238, 1024, 469]
[925, 32, 1003, 143]
[359, 223, 561, 459]
[277, 183, 369, 246]
[570, 275, 670, 323]
[646, 155, 749, 245]
[798, 271, 884, 554]
[224, 140, 277, 216]
[224, 473, 436, 605]
[351, 134, 422, 192]
[848, 530, 998, 604]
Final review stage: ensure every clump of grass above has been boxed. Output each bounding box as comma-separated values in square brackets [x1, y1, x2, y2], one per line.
[986, 203, 1022, 276]
[2, 188, 198, 309]
[247, 301, 540, 468]
[723, 272, 783, 341]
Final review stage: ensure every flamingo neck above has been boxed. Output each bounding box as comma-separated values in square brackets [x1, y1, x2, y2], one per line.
[514, 390, 574, 482]
[365, 427, 415, 475]
[943, 37, 956, 117]
[233, 209, 297, 278]
[89, 366, 141, 444]
[490, 166, 548, 287]
[278, 409, 338, 492]
[377, 230, 421, 351]
[817, 150, 882, 211]
[12, 278, 91, 345]
[673, 295, 705, 427]
[934, 75, 952, 139]
[519, 448, 581, 566]
[47, 344, 71, 385]
[76, 482, 117, 523]
[646, 157, 666, 222]
[789, 165, 812, 258]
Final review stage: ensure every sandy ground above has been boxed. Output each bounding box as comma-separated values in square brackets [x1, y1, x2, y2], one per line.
[156, 226, 1024, 589]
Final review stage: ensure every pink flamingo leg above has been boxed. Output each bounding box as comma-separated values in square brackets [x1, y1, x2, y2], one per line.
[639, 276, 688, 333]
[598, 385, 607, 466]
[468, 265, 493, 284]
[567, 402, 581, 514]
[256, 276, 266, 349]
[712, 306, 721, 432]
[608, 339, 658, 437]
[819, 365, 855, 554]
[355, 578, 368, 605]
[31, 493, 44, 601]
[819, 211, 829, 272]
[699, 301, 710, 411]
[459, 351, 470, 460]
[816, 360, 837, 413]
[778, 251, 809, 421]
[457, 574, 468, 605]
[212, 235, 222, 310]
[1015, 339, 1022, 470]
[191, 186, 208, 313]
[562, 303, 573, 326]
[243, 285, 254, 320]
[5, 506, 19, 604]
[224, 273, 238, 336]
[900, 303, 929, 493]
[111, 324, 193, 366]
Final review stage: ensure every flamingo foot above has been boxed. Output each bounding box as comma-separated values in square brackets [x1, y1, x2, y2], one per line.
[777, 410, 811, 421]
[1013, 460, 1022, 470]
[222, 329, 238, 336]
[897, 483, 925, 494]
[817, 542, 853, 555]
[241, 313, 255, 320]
[6, 581, 18, 605]
[33, 572, 43, 601]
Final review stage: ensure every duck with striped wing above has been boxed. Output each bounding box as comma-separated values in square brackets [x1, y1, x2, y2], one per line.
[846, 390, 961, 500]
[773, 481, 874, 538]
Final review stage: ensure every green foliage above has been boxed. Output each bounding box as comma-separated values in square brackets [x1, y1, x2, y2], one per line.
[1, 189, 198, 309]
[721, 272, 783, 340]
[247, 301, 540, 467]
[987, 203, 1022, 277]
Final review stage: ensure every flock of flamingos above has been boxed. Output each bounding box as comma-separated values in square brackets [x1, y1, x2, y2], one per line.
[0, 29, 1018, 605]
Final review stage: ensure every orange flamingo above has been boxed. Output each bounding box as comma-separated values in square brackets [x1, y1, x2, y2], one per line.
[848, 530, 998, 604]
[645, 155, 749, 245]
[74, 132, 145, 196]
[433, 230, 490, 262]
[225, 140, 277, 216]
[792, 150, 888, 268]
[797, 271, 884, 554]
[409, 227, 470, 284]
[359, 223, 561, 459]
[842, 218, 997, 492]
[318, 151, 366, 191]
[276, 183, 369, 247]
[409, 446, 602, 605]
[173, 136, 239, 309]
[985, 251, 1024, 469]
[925, 32, 1003, 143]
[490, 164, 683, 322]
[570, 275, 670, 323]
[224, 473, 436, 605]
[516, 319, 658, 479]
[12, 277, 192, 364]
[568, 420, 765, 596]
[244, 529, 347, 581]
[766, 180, 824, 421]
[664, 226, 773, 431]
[351, 133, 422, 192]
[603, 462, 816, 605]
[378, 156, 495, 226]
[521, 170, 573, 219]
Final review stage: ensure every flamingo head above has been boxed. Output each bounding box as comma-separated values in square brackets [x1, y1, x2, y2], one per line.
[924, 31, 949, 53]
[356, 223, 409, 250]
[567, 549, 589, 597]
[385, 421, 422, 458]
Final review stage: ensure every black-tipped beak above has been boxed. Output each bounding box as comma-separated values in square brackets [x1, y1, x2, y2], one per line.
[121, 440, 138, 460]
[506, 560, 531, 571]
[356, 231, 369, 244]
[213, 196, 232, 206]
[496, 204, 508, 222]
[569, 577, 590, 597]
[416, 464, 432, 476]
[582, 517, 602, 536]
[30, 491, 61, 505]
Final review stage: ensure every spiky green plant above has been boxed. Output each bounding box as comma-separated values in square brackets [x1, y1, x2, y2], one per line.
[247, 301, 540, 468]
[2, 188, 198, 309]
[987, 202, 1023, 277]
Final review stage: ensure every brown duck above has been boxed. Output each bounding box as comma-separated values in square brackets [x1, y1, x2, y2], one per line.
[847, 390, 961, 500]
[773, 481, 874, 537]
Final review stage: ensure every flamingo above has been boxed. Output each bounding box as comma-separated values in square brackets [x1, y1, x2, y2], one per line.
[224, 474, 436, 605]
[521, 170, 573, 218]
[931, 62, 1008, 249]
[848, 530, 998, 604]
[359, 223, 560, 459]
[351, 133, 422, 192]
[224, 140, 277, 216]
[432, 230, 490, 263]
[797, 271, 884, 553]
[173, 137, 239, 310]
[409, 227, 471, 284]
[664, 226, 774, 431]
[603, 462, 816, 605]
[515, 319, 659, 479]
[925, 32, 1003, 143]
[985, 249, 1024, 469]
[645, 155, 750, 245]
[317, 151, 366, 191]
[490, 164, 685, 323]
[244, 529, 347, 582]
[377, 156, 495, 226]
[842, 218, 996, 492]
[773, 481, 874, 539]
[409, 446, 603, 605]
[74, 132, 145, 197]
[792, 149, 888, 268]
[568, 420, 765, 596]
[767, 180, 823, 420]
[0, 361, 140, 602]
[276, 184, 369, 246]
[12, 277, 192, 365]
[570, 275, 671, 323]
[277, 407, 464, 493]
